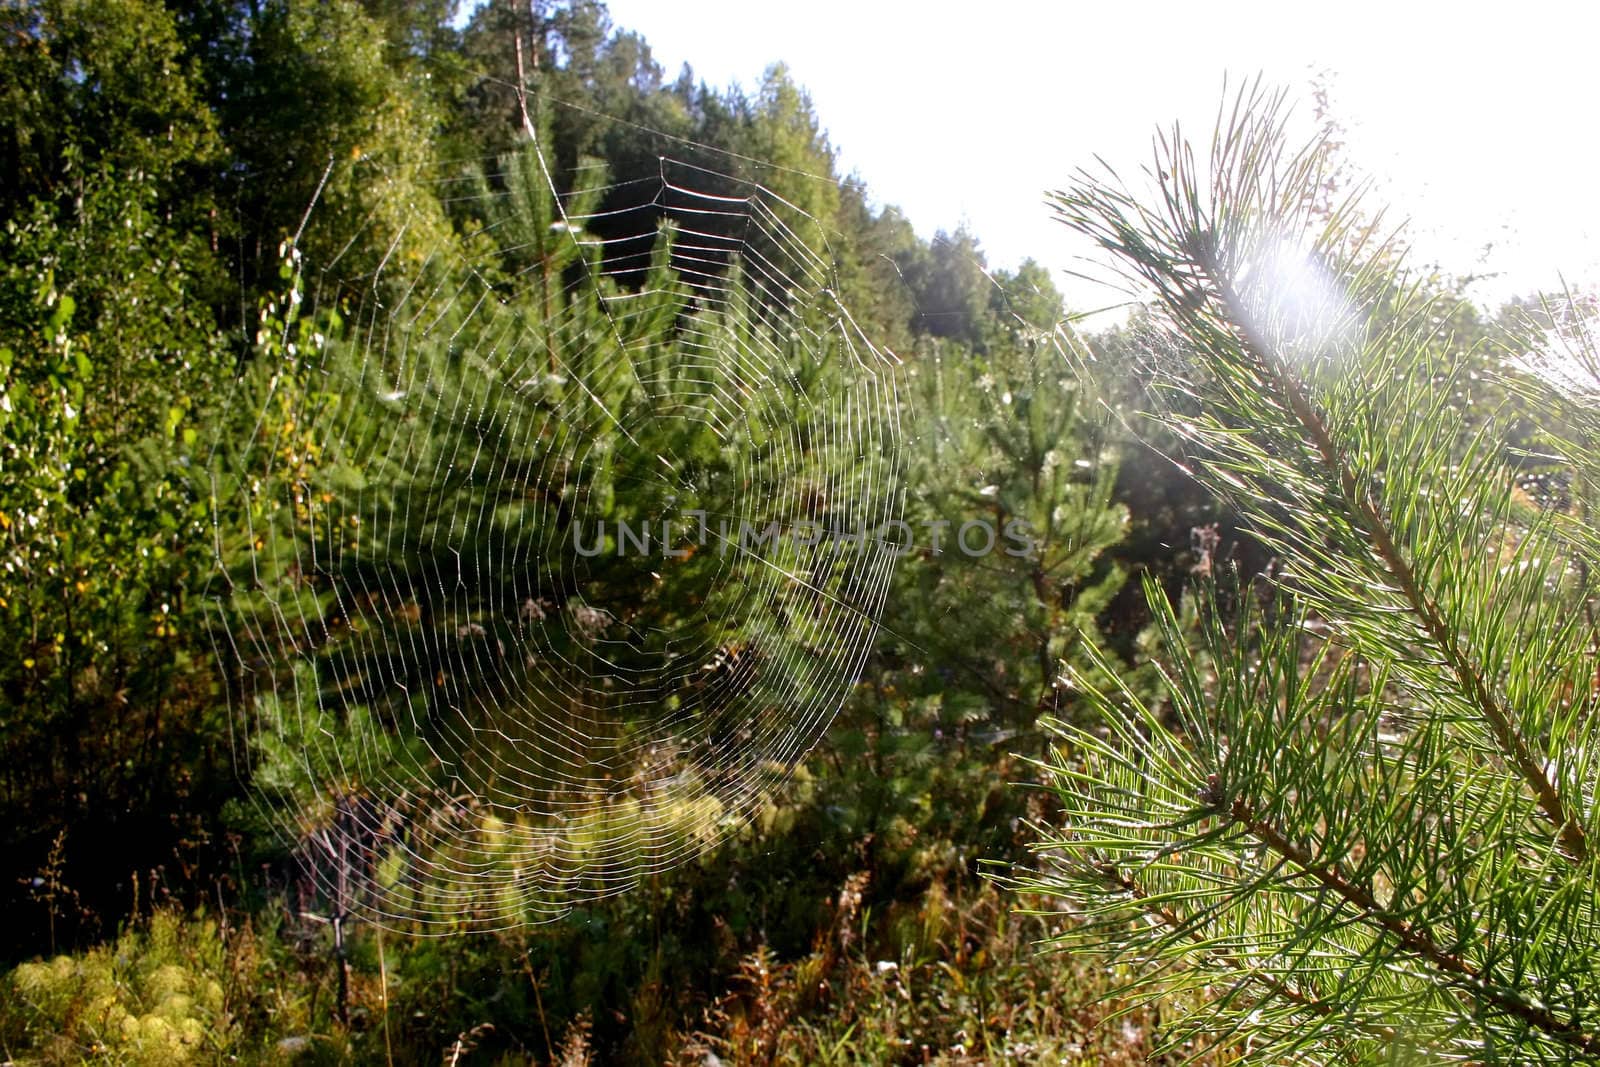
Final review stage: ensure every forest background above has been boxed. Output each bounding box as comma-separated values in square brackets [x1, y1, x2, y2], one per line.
[0, 0, 1544, 1063]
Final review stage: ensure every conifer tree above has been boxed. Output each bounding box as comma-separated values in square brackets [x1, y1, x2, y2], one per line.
[1023, 86, 1600, 1063]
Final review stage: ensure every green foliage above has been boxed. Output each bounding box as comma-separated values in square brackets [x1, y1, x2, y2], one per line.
[1027, 86, 1600, 1063]
[0, 0, 222, 216]
[1, 833, 1215, 1065]
[4, 911, 229, 1064]
[205, 118, 918, 929]
[730, 64, 842, 268]
[876, 266, 1128, 735]
[901, 230, 994, 350]
[216, 0, 454, 296]
[0, 150, 233, 950]
[0, 0, 1162, 1060]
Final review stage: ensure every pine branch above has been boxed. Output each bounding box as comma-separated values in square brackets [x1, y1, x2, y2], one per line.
[1090, 858, 1399, 1051]
[1039, 84, 1600, 1062]
[1224, 795, 1600, 1055]
[1201, 264, 1591, 864]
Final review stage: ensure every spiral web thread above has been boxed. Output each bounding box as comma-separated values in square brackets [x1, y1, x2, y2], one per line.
[208, 128, 905, 931]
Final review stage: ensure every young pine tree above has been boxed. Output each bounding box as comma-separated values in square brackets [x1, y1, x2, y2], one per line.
[1021, 87, 1600, 1063]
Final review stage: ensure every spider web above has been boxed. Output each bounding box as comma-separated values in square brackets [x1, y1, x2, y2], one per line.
[206, 124, 906, 931]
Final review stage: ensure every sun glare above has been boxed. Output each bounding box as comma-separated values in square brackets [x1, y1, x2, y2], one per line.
[1235, 237, 1360, 368]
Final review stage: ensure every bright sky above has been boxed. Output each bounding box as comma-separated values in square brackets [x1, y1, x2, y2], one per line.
[599, 0, 1600, 317]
